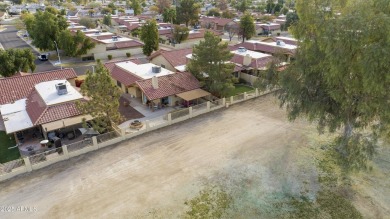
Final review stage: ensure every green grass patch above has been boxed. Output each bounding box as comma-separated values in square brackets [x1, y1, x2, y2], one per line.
[0, 131, 20, 163]
[226, 84, 254, 97]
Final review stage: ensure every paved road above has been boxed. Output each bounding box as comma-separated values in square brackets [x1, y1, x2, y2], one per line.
[0, 25, 59, 73]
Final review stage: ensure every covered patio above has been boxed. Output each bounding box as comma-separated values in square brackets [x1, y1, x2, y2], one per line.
[176, 89, 211, 107]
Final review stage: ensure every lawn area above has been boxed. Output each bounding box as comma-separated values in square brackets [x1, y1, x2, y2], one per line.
[226, 84, 254, 97]
[0, 131, 20, 163]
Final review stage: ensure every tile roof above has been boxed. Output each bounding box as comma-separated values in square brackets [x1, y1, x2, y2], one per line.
[199, 17, 234, 26]
[230, 54, 274, 69]
[25, 88, 83, 125]
[110, 65, 143, 86]
[149, 48, 193, 68]
[187, 29, 223, 40]
[114, 40, 144, 49]
[0, 69, 77, 105]
[136, 72, 200, 100]
[233, 42, 296, 55]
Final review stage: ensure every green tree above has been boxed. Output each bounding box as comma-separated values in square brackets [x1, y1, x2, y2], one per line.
[221, 10, 234, 19]
[140, 20, 159, 56]
[0, 49, 36, 77]
[172, 25, 189, 43]
[186, 31, 235, 97]
[27, 11, 68, 51]
[45, 6, 59, 14]
[103, 14, 112, 26]
[107, 2, 117, 10]
[237, 0, 248, 12]
[217, 0, 228, 11]
[131, 0, 142, 15]
[207, 8, 221, 17]
[76, 61, 123, 133]
[101, 7, 112, 15]
[155, 0, 171, 14]
[162, 7, 176, 23]
[58, 30, 96, 57]
[259, 0, 390, 171]
[177, 0, 201, 27]
[78, 17, 97, 29]
[285, 11, 299, 29]
[239, 13, 255, 42]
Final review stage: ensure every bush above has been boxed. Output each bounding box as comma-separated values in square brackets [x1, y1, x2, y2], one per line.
[107, 54, 113, 60]
[126, 52, 131, 57]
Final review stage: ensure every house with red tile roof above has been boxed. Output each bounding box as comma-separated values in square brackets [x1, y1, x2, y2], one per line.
[199, 16, 236, 31]
[82, 31, 144, 60]
[233, 40, 297, 61]
[0, 79, 92, 140]
[104, 60, 209, 107]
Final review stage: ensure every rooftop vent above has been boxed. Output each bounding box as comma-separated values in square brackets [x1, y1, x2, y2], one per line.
[238, 47, 247, 53]
[112, 36, 118, 41]
[55, 83, 68, 95]
[276, 40, 286, 46]
[152, 66, 162, 73]
[95, 31, 100, 35]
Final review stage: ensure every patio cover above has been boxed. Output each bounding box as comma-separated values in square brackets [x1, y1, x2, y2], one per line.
[41, 115, 93, 132]
[176, 89, 211, 101]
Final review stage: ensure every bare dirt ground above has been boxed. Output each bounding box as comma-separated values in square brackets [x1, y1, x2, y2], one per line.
[0, 95, 389, 219]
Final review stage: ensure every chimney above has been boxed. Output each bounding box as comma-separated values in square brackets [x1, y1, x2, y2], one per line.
[152, 76, 159, 89]
[243, 54, 252, 66]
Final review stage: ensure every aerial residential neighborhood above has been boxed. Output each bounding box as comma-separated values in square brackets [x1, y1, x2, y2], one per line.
[0, 0, 389, 218]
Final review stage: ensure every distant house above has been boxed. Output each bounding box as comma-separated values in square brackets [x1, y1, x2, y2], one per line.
[199, 16, 235, 31]
[149, 48, 193, 72]
[105, 60, 209, 107]
[0, 69, 92, 142]
[165, 29, 223, 49]
[234, 40, 297, 61]
[256, 23, 281, 35]
[83, 31, 144, 60]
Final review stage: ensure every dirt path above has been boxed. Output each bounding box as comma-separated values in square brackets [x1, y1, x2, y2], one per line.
[0, 95, 388, 218]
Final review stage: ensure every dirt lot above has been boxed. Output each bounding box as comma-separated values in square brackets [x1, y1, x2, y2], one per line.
[0, 95, 389, 218]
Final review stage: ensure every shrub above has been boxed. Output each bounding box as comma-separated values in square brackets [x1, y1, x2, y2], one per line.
[107, 54, 113, 60]
[126, 52, 131, 57]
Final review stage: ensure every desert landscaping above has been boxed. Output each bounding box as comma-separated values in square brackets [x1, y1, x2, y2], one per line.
[0, 95, 389, 219]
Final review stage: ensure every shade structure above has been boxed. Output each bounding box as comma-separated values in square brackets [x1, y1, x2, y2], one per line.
[41, 115, 93, 132]
[78, 128, 100, 136]
[176, 89, 211, 101]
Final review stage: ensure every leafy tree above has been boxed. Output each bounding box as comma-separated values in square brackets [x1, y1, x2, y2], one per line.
[118, 8, 125, 15]
[60, 8, 66, 15]
[0, 49, 36, 77]
[107, 2, 117, 10]
[207, 8, 221, 17]
[259, 0, 390, 171]
[176, 0, 201, 27]
[162, 7, 176, 23]
[79, 17, 97, 29]
[239, 13, 255, 42]
[237, 0, 248, 12]
[222, 10, 234, 19]
[155, 0, 171, 14]
[186, 31, 235, 97]
[217, 0, 228, 11]
[76, 61, 123, 133]
[285, 11, 299, 29]
[140, 20, 159, 56]
[27, 11, 68, 51]
[20, 12, 35, 34]
[131, 0, 142, 15]
[101, 7, 112, 15]
[103, 14, 112, 26]
[45, 6, 59, 14]
[172, 25, 189, 43]
[58, 30, 96, 57]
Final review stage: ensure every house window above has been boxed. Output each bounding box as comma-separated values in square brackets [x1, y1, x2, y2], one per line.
[161, 64, 165, 68]
[117, 81, 122, 88]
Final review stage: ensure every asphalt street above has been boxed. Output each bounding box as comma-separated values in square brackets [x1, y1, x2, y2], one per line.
[0, 25, 59, 73]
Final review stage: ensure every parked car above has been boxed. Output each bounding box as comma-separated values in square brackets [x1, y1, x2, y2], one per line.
[38, 53, 49, 61]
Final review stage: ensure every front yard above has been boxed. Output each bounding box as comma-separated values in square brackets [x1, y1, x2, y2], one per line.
[0, 131, 20, 163]
[226, 84, 254, 97]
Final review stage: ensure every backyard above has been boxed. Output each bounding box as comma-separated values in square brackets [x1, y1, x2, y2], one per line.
[0, 131, 20, 163]
[0, 95, 388, 218]
[226, 84, 254, 97]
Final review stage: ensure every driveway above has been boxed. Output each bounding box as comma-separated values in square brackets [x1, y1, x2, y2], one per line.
[0, 25, 59, 73]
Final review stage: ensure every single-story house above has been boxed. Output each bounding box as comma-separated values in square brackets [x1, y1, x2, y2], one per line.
[199, 16, 235, 31]
[234, 40, 297, 61]
[105, 60, 210, 107]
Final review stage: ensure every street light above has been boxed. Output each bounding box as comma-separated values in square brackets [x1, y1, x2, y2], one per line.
[53, 40, 62, 70]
